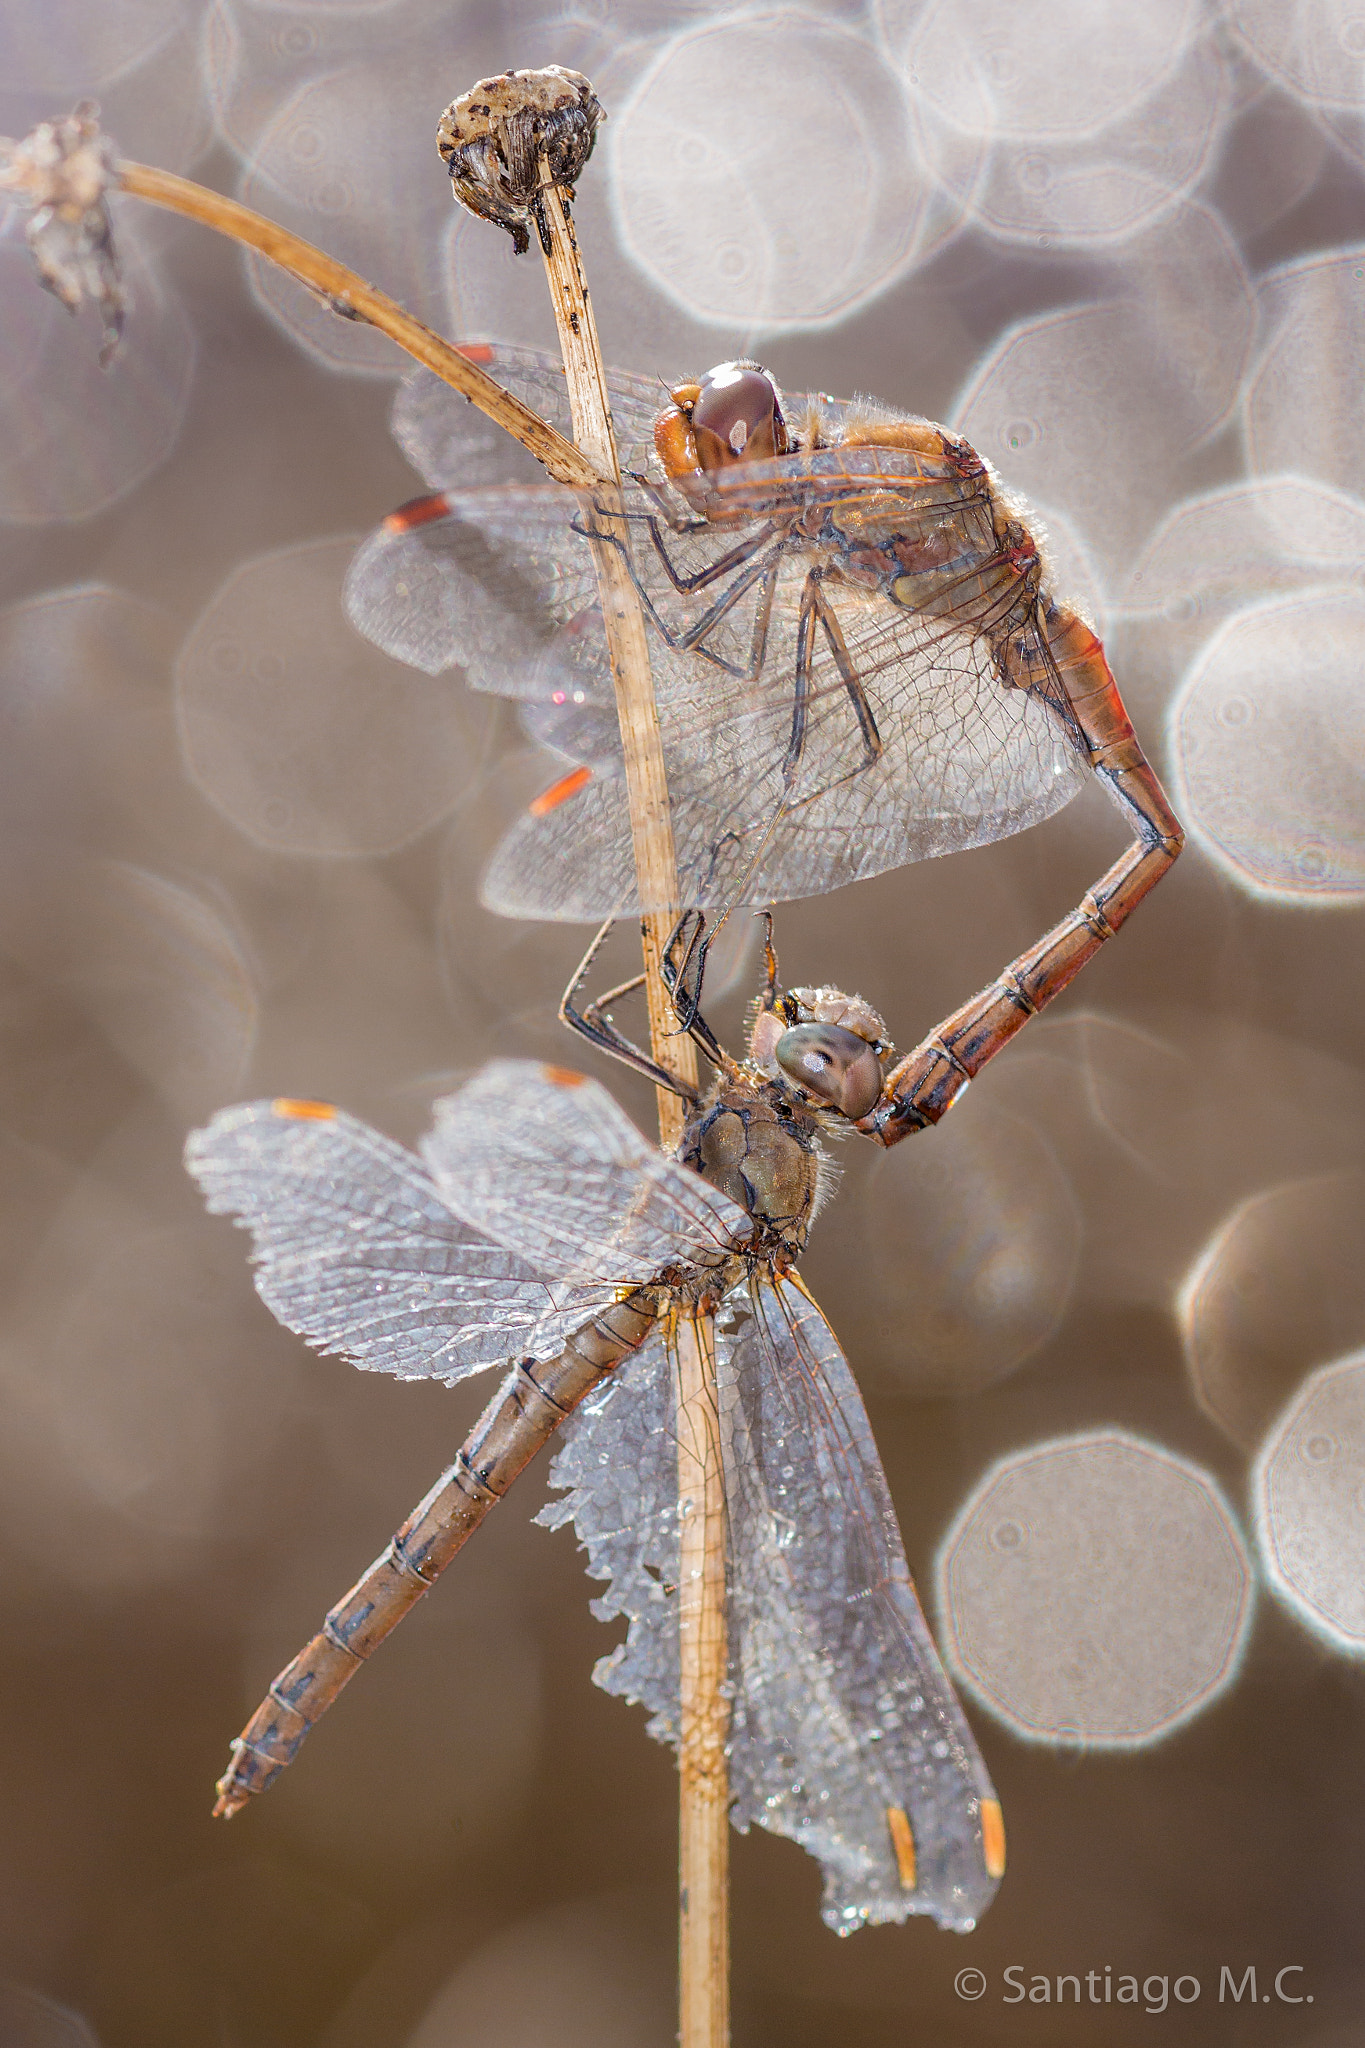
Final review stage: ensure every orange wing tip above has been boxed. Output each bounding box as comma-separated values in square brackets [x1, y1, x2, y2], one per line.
[981, 1798, 1006, 1879]
[887, 1805, 917, 1891]
[454, 342, 496, 363]
[272, 1098, 338, 1121]
[540, 1064, 587, 1089]
[528, 763, 593, 817]
[382, 490, 453, 535]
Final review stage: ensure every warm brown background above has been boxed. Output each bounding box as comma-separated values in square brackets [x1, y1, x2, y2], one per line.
[1, 3, 1363, 2043]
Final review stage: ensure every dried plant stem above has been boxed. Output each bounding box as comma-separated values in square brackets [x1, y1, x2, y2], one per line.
[533, 173, 698, 1136]
[535, 170, 730, 2048]
[114, 160, 604, 491]
[674, 1314, 731, 2048]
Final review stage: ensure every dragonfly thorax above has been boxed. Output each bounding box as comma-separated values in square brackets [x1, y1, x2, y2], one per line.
[679, 1075, 822, 1261]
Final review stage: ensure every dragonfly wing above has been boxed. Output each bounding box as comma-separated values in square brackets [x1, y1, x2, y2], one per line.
[482, 448, 1088, 917]
[343, 484, 610, 696]
[723, 1273, 1001, 1933]
[420, 1060, 751, 1294]
[535, 1323, 683, 1743]
[518, 693, 624, 773]
[481, 771, 637, 922]
[481, 600, 1083, 915]
[392, 344, 672, 488]
[674, 603, 1084, 907]
[392, 348, 566, 491]
[184, 1101, 558, 1383]
[537, 1277, 1000, 1933]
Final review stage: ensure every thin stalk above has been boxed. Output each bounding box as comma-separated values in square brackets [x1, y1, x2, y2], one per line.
[532, 171, 698, 1135]
[674, 1313, 731, 2048]
[114, 161, 605, 491]
[534, 168, 730, 2048]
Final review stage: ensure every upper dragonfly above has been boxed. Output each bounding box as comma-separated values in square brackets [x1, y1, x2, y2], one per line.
[187, 928, 1005, 1935]
[345, 344, 1179, 933]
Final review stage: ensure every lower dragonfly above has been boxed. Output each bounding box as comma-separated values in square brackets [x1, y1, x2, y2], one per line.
[187, 922, 1011, 1934]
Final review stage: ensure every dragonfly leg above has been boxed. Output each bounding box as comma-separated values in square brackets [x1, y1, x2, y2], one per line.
[658, 909, 732, 1068]
[759, 911, 780, 1014]
[559, 917, 704, 1103]
[577, 515, 780, 682]
[650, 512, 789, 606]
[788, 571, 884, 789]
[859, 613, 1183, 1146]
[644, 508, 786, 599]
[686, 568, 886, 921]
[619, 468, 712, 536]
[213, 1292, 659, 1816]
[675, 568, 891, 936]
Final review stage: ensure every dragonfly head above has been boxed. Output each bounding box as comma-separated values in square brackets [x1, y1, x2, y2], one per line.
[655, 360, 790, 480]
[750, 986, 892, 1124]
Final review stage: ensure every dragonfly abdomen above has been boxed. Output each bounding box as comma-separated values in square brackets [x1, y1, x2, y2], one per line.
[212, 1289, 658, 1817]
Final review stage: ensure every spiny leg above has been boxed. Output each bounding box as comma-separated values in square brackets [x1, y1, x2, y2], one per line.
[684, 568, 887, 941]
[559, 917, 703, 1104]
[785, 570, 884, 788]
[859, 606, 1183, 1146]
[644, 507, 786, 597]
[659, 909, 731, 1070]
[759, 911, 780, 1015]
[620, 466, 714, 537]
[572, 511, 784, 681]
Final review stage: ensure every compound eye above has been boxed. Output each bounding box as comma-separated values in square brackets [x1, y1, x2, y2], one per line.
[691, 362, 787, 470]
[774, 1023, 882, 1120]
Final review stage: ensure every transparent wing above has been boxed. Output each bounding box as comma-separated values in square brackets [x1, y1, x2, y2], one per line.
[420, 1060, 750, 1291]
[392, 343, 673, 487]
[390, 344, 857, 492]
[484, 634, 1083, 918]
[723, 1274, 1000, 1932]
[342, 484, 608, 693]
[539, 1278, 1000, 1934]
[353, 345, 670, 684]
[355, 384, 1087, 914]
[184, 1100, 558, 1384]
[534, 1323, 683, 1746]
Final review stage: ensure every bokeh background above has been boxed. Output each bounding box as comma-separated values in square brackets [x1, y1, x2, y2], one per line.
[2, 1, 1365, 2042]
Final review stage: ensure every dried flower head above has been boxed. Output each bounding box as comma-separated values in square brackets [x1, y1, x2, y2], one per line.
[0, 101, 124, 364]
[437, 67, 602, 257]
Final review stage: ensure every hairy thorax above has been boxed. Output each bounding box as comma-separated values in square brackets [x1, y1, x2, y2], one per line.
[679, 1074, 822, 1263]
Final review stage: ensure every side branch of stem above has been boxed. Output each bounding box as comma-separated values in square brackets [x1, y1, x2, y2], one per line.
[114, 160, 606, 491]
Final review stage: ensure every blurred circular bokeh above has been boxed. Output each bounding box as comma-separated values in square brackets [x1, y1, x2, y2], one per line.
[609, 9, 959, 330]
[1253, 1351, 1365, 1654]
[1180, 1170, 1365, 1451]
[175, 537, 496, 856]
[1168, 587, 1365, 903]
[938, 1432, 1254, 1746]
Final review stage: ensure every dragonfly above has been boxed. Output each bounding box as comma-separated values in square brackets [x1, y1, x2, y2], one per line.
[186, 923, 1008, 1935]
[345, 343, 1183, 956]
